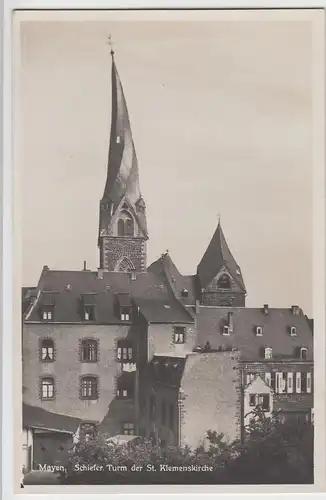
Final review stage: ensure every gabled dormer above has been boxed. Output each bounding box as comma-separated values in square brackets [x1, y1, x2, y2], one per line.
[196, 220, 246, 306]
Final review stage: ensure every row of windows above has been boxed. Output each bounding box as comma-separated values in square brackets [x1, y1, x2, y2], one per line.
[42, 305, 132, 322]
[148, 396, 175, 429]
[246, 371, 312, 394]
[40, 375, 135, 401]
[222, 325, 299, 337]
[263, 347, 308, 360]
[40, 376, 98, 400]
[40, 338, 134, 363]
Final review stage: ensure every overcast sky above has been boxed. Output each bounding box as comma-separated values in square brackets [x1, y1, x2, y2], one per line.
[17, 14, 313, 315]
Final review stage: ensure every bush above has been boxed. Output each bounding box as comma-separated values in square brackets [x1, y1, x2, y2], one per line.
[60, 414, 313, 485]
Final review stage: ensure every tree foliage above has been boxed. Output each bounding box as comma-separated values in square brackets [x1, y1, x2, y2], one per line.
[60, 413, 313, 485]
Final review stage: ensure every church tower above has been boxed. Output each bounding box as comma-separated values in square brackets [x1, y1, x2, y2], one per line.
[98, 49, 148, 272]
[196, 220, 246, 306]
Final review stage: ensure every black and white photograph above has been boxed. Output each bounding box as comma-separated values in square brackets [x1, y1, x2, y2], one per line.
[13, 7, 325, 491]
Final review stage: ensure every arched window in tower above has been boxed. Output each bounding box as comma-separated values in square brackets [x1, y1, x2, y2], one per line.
[217, 274, 231, 290]
[117, 211, 134, 237]
[118, 219, 125, 236]
[125, 218, 134, 236]
[116, 257, 135, 273]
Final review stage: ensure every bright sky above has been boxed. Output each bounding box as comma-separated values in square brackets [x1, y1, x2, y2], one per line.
[17, 13, 313, 315]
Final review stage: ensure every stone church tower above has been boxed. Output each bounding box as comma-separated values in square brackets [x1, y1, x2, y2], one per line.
[98, 50, 148, 272]
[196, 220, 246, 306]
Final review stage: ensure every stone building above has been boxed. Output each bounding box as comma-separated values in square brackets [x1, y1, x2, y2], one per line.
[22, 49, 313, 471]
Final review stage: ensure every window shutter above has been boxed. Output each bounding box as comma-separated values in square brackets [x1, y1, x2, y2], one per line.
[276, 372, 283, 394]
[296, 372, 301, 393]
[307, 372, 312, 393]
[287, 372, 293, 394]
[265, 372, 271, 387]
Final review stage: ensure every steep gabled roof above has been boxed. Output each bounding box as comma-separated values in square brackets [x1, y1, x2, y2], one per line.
[148, 252, 197, 306]
[197, 221, 246, 291]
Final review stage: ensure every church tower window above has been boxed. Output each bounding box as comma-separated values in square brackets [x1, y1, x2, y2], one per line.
[117, 212, 134, 237]
[218, 274, 231, 289]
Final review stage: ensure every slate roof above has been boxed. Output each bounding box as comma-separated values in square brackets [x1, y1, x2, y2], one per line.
[197, 221, 246, 291]
[24, 267, 194, 325]
[23, 403, 81, 433]
[192, 305, 313, 361]
[148, 252, 197, 306]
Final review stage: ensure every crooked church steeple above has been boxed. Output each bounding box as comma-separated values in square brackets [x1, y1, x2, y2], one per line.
[196, 220, 246, 306]
[98, 48, 148, 272]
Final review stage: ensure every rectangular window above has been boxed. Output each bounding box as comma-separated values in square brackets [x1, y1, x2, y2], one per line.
[80, 339, 98, 362]
[120, 307, 131, 321]
[223, 325, 230, 336]
[246, 373, 255, 385]
[281, 372, 287, 393]
[301, 372, 307, 393]
[296, 372, 301, 394]
[257, 394, 270, 411]
[40, 378, 55, 400]
[80, 377, 98, 400]
[41, 339, 55, 362]
[265, 372, 271, 387]
[84, 306, 95, 321]
[249, 394, 256, 406]
[271, 372, 276, 391]
[149, 396, 156, 421]
[307, 372, 312, 393]
[173, 327, 186, 344]
[287, 372, 294, 394]
[122, 422, 135, 435]
[161, 401, 167, 425]
[117, 341, 133, 362]
[42, 310, 53, 320]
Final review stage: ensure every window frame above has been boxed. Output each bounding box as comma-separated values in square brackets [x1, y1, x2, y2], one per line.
[173, 326, 186, 344]
[40, 377, 55, 400]
[290, 325, 297, 336]
[256, 326, 263, 336]
[80, 376, 99, 401]
[83, 305, 95, 321]
[300, 347, 308, 360]
[40, 338, 55, 362]
[264, 347, 272, 360]
[122, 422, 135, 436]
[80, 339, 98, 363]
[117, 341, 134, 362]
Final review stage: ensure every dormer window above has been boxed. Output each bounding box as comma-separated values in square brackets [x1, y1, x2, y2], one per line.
[300, 347, 308, 360]
[256, 326, 263, 336]
[42, 309, 53, 321]
[223, 325, 230, 336]
[116, 293, 132, 321]
[121, 307, 131, 321]
[290, 326, 297, 336]
[41, 293, 55, 321]
[181, 289, 189, 298]
[264, 347, 272, 360]
[81, 294, 97, 321]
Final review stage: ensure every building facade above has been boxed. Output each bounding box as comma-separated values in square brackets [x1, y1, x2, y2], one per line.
[22, 49, 313, 471]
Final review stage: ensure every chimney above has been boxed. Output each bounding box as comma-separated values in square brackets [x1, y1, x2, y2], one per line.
[228, 312, 234, 331]
[97, 268, 104, 280]
[83, 261, 87, 271]
[291, 305, 299, 316]
[263, 304, 269, 315]
[195, 300, 200, 314]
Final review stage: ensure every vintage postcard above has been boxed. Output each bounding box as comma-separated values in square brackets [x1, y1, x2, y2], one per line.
[11, 7, 325, 495]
